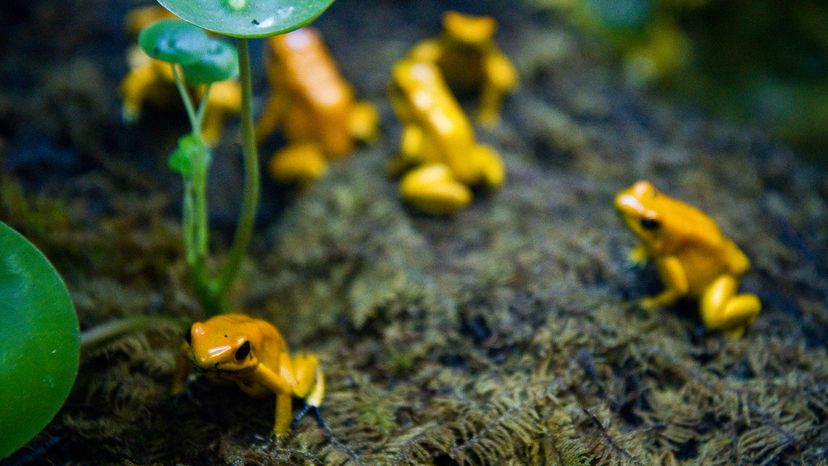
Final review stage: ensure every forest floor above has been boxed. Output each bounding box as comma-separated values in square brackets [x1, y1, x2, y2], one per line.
[1, 0, 828, 464]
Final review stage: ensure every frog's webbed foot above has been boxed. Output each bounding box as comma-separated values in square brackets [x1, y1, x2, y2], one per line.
[400, 163, 472, 215]
[700, 275, 761, 339]
[290, 402, 328, 433]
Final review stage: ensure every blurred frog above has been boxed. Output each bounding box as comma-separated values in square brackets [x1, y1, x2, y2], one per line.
[255, 27, 378, 184]
[388, 59, 504, 215]
[408, 11, 518, 127]
[174, 313, 325, 436]
[120, 5, 241, 146]
[615, 180, 761, 338]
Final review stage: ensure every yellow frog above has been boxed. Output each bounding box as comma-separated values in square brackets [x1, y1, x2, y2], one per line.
[120, 5, 241, 146]
[615, 180, 761, 338]
[173, 314, 325, 435]
[255, 27, 378, 184]
[408, 11, 518, 126]
[388, 59, 505, 215]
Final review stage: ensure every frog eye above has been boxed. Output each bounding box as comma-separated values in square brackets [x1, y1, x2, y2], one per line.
[640, 218, 660, 230]
[235, 341, 251, 360]
[184, 327, 192, 345]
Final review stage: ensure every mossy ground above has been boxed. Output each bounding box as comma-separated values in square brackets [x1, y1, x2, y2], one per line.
[2, 0, 828, 464]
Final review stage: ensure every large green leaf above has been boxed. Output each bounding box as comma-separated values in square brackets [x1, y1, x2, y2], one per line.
[156, 0, 336, 38]
[0, 222, 79, 459]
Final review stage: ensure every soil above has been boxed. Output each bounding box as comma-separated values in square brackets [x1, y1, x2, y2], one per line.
[2, 0, 828, 464]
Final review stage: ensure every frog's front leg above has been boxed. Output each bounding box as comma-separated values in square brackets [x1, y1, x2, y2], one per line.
[254, 92, 287, 142]
[627, 243, 650, 267]
[120, 63, 160, 123]
[251, 360, 296, 435]
[479, 52, 517, 127]
[171, 342, 191, 394]
[387, 125, 425, 175]
[348, 101, 379, 144]
[470, 144, 505, 188]
[641, 256, 688, 310]
[700, 275, 761, 338]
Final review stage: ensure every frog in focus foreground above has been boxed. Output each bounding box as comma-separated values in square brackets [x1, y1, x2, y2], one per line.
[255, 27, 378, 184]
[615, 180, 761, 338]
[174, 314, 325, 435]
[388, 59, 505, 215]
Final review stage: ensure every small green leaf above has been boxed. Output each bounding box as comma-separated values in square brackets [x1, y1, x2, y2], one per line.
[182, 40, 239, 84]
[139, 19, 214, 64]
[169, 134, 211, 176]
[156, 0, 336, 38]
[0, 222, 79, 459]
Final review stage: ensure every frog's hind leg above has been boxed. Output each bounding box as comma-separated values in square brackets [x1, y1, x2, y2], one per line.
[400, 163, 472, 215]
[289, 355, 326, 430]
[700, 275, 761, 338]
[292, 354, 325, 406]
[268, 143, 328, 184]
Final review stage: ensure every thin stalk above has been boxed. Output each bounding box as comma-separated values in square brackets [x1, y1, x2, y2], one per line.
[172, 67, 216, 313]
[216, 38, 259, 299]
[172, 65, 198, 130]
[80, 315, 189, 351]
[195, 84, 212, 130]
[182, 179, 197, 264]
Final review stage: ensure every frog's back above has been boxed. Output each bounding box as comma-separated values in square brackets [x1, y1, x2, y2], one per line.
[657, 195, 750, 276]
[271, 28, 353, 114]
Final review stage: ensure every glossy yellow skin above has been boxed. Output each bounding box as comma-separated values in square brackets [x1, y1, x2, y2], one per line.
[409, 11, 518, 127]
[174, 314, 325, 435]
[119, 6, 241, 146]
[615, 181, 761, 338]
[388, 59, 505, 215]
[255, 27, 378, 184]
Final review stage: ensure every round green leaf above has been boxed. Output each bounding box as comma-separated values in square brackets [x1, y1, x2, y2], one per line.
[156, 0, 337, 38]
[182, 39, 239, 84]
[139, 19, 214, 64]
[0, 222, 79, 459]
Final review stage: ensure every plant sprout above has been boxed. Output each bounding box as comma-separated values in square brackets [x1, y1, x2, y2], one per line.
[0, 222, 79, 459]
[139, 0, 335, 315]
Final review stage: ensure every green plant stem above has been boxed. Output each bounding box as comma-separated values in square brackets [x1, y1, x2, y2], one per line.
[171, 66, 217, 313]
[80, 316, 189, 351]
[195, 83, 212, 129]
[172, 65, 198, 130]
[216, 38, 259, 300]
